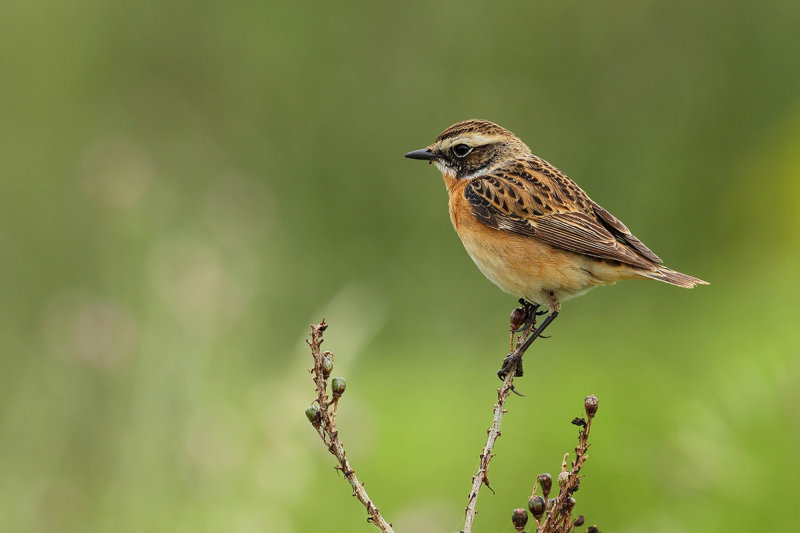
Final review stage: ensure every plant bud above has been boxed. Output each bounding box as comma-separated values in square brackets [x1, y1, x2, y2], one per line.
[565, 496, 576, 511]
[511, 508, 528, 531]
[573, 515, 585, 527]
[587, 526, 600, 533]
[305, 405, 320, 424]
[510, 306, 527, 331]
[331, 377, 346, 398]
[558, 471, 569, 489]
[537, 473, 552, 498]
[528, 495, 546, 520]
[321, 354, 333, 378]
[584, 395, 599, 418]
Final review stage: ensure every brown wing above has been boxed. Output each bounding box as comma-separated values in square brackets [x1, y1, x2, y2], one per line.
[589, 202, 662, 263]
[464, 158, 660, 269]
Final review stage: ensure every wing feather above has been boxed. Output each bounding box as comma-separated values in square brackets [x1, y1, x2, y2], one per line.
[591, 202, 663, 263]
[463, 159, 660, 269]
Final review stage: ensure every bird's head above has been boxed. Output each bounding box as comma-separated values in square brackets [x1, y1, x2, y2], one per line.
[404, 119, 530, 179]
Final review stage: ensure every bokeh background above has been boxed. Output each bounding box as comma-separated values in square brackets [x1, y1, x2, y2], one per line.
[1, 1, 799, 532]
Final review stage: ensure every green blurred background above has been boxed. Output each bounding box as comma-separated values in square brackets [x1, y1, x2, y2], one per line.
[1, 1, 799, 531]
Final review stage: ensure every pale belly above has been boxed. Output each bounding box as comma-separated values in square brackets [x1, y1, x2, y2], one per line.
[454, 218, 629, 308]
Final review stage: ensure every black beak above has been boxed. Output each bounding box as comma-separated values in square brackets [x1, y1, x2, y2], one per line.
[404, 148, 439, 161]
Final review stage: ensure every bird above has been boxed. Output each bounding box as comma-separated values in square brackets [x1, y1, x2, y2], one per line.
[404, 119, 707, 376]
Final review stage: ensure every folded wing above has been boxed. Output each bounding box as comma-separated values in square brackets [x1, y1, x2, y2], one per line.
[464, 163, 662, 270]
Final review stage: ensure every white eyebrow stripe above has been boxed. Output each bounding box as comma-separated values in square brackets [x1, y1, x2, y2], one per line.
[441, 133, 505, 148]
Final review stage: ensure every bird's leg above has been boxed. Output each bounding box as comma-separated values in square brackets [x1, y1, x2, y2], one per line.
[498, 312, 559, 382]
[498, 292, 561, 385]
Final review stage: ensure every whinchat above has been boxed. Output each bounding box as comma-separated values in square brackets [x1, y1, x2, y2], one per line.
[405, 120, 707, 370]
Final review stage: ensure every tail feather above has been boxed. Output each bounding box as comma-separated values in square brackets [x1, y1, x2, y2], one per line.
[636, 266, 709, 288]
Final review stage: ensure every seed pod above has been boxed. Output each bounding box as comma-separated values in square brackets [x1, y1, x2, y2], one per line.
[511, 508, 528, 531]
[584, 395, 599, 418]
[528, 495, 546, 520]
[558, 471, 569, 489]
[331, 377, 346, 398]
[321, 355, 334, 378]
[537, 473, 552, 498]
[510, 306, 527, 331]
[573, 515, 585, 527]
[305, 405, 320, 425]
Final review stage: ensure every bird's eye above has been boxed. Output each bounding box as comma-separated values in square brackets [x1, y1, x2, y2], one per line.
[452, 144, 472, 158]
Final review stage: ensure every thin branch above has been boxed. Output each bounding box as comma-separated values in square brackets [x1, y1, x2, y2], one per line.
[305, 320, 394, 533]
[462, 368, 517, 533]
[304, 314, 600, 533]
[462, 306, 545, 533]
[537, 396, 598, 533]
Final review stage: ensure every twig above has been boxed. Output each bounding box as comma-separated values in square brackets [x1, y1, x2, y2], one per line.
[462, 308, 544, 533]
[305, 320, 394, 533]
[462, 368, 517, 533]
[537, 396, 599, 532]
[304, 315, 601, 533]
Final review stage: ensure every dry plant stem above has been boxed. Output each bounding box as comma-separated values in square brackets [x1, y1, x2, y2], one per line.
[539, 417, 594, 532]
[462, 367, 517, 533]
[307, 321, 394, 533]
[462, 318, 544, 533]
[463, 318, 542, 533]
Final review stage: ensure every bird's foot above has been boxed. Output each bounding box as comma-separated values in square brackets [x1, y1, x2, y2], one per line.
[497, 354, 525, 395]
[497, 353, 523, 379]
